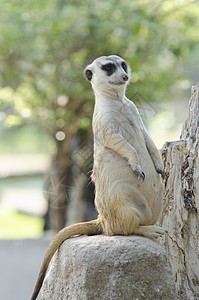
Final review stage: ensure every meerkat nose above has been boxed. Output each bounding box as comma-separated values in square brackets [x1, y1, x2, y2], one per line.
[122, 75, 129, 81]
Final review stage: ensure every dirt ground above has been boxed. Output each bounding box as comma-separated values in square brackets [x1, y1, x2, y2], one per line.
[0, 237, 50, 300]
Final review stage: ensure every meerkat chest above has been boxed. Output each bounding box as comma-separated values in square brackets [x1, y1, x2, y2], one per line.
[93, 99, 145, 146]
[118, 106, 143, 141]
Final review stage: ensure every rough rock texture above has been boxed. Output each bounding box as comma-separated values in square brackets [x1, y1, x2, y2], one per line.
[158, 83, 199, 300]
[41, 235, 177, 300]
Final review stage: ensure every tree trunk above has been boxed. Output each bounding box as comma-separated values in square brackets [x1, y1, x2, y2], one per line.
[43, 132, 73, 232]
[158, 83, 199, 300]
[66, 129, 97, 225]
[44, 129, 96, 232]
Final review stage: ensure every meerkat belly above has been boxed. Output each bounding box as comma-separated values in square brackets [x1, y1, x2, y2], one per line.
[93, 147, 160, 226]
[93, 144, 159, 199]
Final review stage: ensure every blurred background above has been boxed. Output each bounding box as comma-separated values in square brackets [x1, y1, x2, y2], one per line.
[0, 0, 199, 299]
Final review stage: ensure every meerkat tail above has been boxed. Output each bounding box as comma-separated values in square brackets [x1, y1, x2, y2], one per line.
[31, 219, 102, 300]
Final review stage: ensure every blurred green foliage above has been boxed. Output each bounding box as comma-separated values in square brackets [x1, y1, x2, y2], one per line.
[0, 0, 199, 235]
[0, 124, 54, 154]
[0, 208, 44, 238]
[0, 0, 199, 138]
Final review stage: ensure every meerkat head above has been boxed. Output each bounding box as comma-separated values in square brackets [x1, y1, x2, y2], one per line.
[84, 55, 131, 97]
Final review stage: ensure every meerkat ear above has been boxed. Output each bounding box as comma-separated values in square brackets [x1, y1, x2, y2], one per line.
[84, 69, 93, 81]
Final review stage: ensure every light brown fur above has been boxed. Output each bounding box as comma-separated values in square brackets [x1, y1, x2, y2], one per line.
[31, 55, 165, 300]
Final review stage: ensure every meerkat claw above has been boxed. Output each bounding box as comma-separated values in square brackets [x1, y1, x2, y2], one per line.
[134, 169, 145, 181]
[140, 171, 145, 181]
[157, 169, 165, 180]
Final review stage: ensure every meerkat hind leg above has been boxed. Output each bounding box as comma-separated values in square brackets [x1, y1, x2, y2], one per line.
[134, 225, 167, 239]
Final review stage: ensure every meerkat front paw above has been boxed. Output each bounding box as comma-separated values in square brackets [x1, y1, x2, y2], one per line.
[154, 162, 165, 180]
[128, 161, 145, 181]
[134, 167, 145, 181]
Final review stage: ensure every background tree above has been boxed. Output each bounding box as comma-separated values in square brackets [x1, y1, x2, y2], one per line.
[0, 0, 199, 231]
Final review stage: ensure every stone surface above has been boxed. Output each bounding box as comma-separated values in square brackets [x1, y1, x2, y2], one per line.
[41, 235, 177, 300]
[158, 83, 199, 300]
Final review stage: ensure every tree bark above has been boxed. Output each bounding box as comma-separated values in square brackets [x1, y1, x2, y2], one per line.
[158, 83, 199, 300]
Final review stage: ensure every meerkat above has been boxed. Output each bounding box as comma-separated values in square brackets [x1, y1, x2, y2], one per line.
[31, 55, 166, 300]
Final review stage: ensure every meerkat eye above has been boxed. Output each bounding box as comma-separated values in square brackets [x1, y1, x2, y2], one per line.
[104, 63, 113, 71]
[101, 63, 116, 76]
[121, 61, 127, 73]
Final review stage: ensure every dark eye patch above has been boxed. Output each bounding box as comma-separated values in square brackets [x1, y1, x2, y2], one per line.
[101, 63, 116, 76]
[121, 61, 127, 72]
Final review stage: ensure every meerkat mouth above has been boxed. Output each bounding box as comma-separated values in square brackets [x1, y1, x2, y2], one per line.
[108, 81, 126, 85]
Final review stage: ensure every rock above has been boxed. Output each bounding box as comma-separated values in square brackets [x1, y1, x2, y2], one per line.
[41, 235, 177, 300]
[158, 83, 199, 300]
